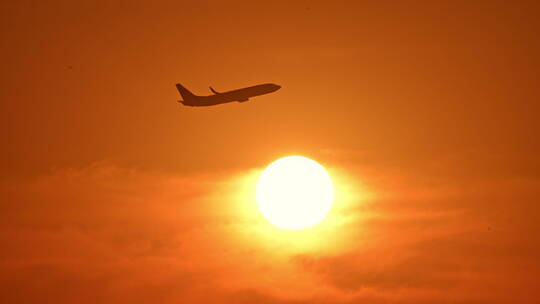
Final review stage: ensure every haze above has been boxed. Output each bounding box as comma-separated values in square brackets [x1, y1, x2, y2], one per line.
[1, 1, 539, 303]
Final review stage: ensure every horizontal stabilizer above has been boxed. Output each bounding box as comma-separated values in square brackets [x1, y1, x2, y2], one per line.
[209, 86, 221, 94]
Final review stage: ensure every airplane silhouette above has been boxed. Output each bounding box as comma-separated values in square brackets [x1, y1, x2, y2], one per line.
[176, 83, 281, 107]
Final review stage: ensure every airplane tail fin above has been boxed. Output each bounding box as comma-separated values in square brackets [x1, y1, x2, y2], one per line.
[175, 83, 197, 103]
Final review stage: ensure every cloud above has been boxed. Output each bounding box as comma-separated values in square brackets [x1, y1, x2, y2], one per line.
[291, 161, 540, 303]
[0, 158, 539, 303]
[0, 162, 335, 303]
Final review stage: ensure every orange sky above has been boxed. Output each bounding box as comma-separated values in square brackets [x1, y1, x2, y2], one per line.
[1, 1, 540, 303]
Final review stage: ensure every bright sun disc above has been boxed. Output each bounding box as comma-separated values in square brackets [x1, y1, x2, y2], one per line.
[256, 156, 334, 230]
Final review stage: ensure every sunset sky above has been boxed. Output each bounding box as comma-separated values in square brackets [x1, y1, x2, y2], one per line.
[2, 1, 540, 303]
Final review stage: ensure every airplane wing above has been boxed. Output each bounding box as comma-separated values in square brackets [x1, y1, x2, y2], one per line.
[209, 86, 221, 94]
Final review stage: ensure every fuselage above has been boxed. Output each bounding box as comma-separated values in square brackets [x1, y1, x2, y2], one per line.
[179, 83, 281, 106]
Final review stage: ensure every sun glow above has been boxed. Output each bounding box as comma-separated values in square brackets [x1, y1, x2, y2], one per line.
[256, 156, 334, 230]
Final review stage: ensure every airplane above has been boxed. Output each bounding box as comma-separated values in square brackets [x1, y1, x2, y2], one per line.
[175, 82, 281, 107]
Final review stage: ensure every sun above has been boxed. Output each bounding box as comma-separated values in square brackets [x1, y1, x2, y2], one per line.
[256, 156, 334, 230]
